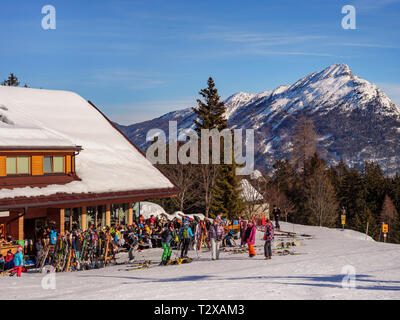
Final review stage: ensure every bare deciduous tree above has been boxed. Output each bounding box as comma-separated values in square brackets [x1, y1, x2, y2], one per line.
[380, 195, 398, 241]
[305, 165, 338, 227]
[291, 117, 318, 173]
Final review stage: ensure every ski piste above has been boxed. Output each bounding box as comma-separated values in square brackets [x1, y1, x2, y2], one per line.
[118, 256, 194, 271]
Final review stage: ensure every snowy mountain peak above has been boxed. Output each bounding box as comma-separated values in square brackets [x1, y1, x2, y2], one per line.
[224, 90, 272, 118]
[319, 63, 353, 79]
[119, 63, 400, 176]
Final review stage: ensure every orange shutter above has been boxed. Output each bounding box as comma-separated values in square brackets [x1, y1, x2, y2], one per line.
[65, 155, 72, 173]
[31, 156, 44, 175]
[0, 156, 6, 176]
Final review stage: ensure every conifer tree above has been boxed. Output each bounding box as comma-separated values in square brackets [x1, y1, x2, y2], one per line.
[211, 157, 245, 219]
[193, 77, 227, 132]
[2, 73, 20, 86]
[192, 77, 228, 217]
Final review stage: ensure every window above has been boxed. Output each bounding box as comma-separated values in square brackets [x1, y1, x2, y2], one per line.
[64, 208, 82, 231]
[111, 203, 129, 225]
[6, 156, 30, 175]
[6, 157, 17, 174]
[64, 208, 71, 232]
[53, 156, 64, 173]
[43, 157, 52, 173]
[17, 157, 29, 174]
[44, 156, 65, 174]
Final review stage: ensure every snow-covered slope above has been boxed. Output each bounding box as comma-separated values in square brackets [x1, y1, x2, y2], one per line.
[2, 222, 399, 300]
[118, 63, 400, 175]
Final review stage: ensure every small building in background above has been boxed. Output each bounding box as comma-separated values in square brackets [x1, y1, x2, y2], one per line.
[240, 178, 269, 219]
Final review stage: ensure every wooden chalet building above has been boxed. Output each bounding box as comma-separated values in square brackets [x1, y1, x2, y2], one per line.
[0, 86, 178, 245]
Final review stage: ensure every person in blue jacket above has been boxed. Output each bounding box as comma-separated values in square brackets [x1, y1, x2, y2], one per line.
[178, 222, 194, 259]
[49, 228, 57, 245]
[10, 245, 24, 277]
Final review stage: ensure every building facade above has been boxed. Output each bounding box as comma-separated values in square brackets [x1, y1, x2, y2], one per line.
[0, 86, 178, 243]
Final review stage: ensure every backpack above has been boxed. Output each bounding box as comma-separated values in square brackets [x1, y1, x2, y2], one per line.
[182, 227, 189, 239]
[216, 225, 224, 241]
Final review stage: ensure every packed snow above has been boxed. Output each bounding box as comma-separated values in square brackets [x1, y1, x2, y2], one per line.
[0, 86, 175, 200]
[1, 222, 399, 300]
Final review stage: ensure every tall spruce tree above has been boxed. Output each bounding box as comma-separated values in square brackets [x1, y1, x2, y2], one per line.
[193, 77, 227, 132]
[192, 77, 228, 217]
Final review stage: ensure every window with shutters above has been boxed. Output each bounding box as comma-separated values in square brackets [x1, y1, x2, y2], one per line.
[0, 150, 80, 187]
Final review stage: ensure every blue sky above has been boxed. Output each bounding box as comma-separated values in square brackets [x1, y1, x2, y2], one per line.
[1, 0, 399, 124]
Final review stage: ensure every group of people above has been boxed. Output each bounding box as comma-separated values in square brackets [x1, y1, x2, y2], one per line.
[157, 212, 278, 265]
[0, 230, 25, 277]
[0, 245, 24, 277]
[1, 205, 284, 276]
[0, 232, 14, 246]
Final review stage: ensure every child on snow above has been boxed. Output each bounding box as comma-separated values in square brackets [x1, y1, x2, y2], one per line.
[9, 245, 23, 277]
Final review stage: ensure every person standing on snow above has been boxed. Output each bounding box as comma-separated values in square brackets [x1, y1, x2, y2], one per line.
[242, 221, 257, 258]
[127, 231, 139, 262]
[272, 205, 281, 230]
[264, 219, 274, 260]
[160, 223, 174, 265]
[240, 219, 248, 247]
[208, 219, 225, 260]
[179, 222, 194, 259]
[194, 218, 203, 251]
[10, 245, 24, 277]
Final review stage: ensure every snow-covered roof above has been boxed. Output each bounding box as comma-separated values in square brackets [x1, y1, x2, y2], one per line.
[173, 211, 185, 217]
[193, 213, 206, 220]
[250, 169, 263, 180]
[240, 179, 263, 202]
[0, 86, 175, 200]
[139, 202, 168, 219]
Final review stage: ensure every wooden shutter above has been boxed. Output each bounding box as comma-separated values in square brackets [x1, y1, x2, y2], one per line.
[65, 155, 72, 174]
[31, 156, 44, 175]
[0, 156, 6, 176]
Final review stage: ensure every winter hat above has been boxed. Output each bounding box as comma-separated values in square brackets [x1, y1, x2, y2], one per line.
[17, 245, 23, 252]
